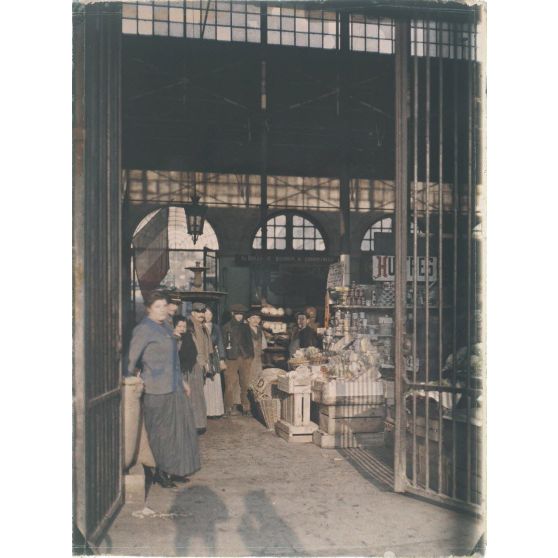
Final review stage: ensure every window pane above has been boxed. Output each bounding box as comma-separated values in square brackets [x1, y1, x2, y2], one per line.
[138, 5, 153, 20]
[276, 239, 286, 250]
[293, 238, 304, 250]
[295, 32, 308, 46]
[379, 39, 392, 53]
[352, 37, 365, 51]
[204, 25, 216, 39]
[232, 12, 245, 26]
[232, 27, 245, 41]
[268, 30, 280, 44]
[267, 238, 275, 250]
[169, 22, 183, 36]
[154, 6, 169, 20]
[122, 19, 138, 34]
[282, 17, 294, 31]
[122, 4, 137, 18]
[293, 227, 303, 238]
[293, 215, 303, 226]
[276, 226, 287, 238]
[295, 17, 308, 32]
[217, 11, 231, 25]
[247, 15, 260, 28]
[275, 214, 286, 225]
[366, 22, 379, 37]
[138, 20, 153, 35]
[323, 35, 336, 49]
[316, 239, 325, 251]
[253, 237, 262, 249]
[366, 38, 379, 52]
[309, 34, 322, 48]
[169, 7, 184, 22]
[309, 19, 321, 33]
[186, 8, 201, 23]
[154, 21, 169, 36]
[352, 22, 365, 36]
[217, 26, 232, 40]
[247, 29, 260, 42]
[304, 239, 314, 250]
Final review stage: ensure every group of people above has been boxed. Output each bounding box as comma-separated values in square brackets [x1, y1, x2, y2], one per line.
[127, 293, 269, 489]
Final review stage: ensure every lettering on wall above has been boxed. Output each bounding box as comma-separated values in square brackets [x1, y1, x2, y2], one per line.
[372, 255, 438, 282]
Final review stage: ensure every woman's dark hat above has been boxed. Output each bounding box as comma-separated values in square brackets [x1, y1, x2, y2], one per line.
[230, 303, 248, 314]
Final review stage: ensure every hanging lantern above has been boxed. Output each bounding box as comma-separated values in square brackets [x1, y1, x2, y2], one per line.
[184, 192, 208, 245]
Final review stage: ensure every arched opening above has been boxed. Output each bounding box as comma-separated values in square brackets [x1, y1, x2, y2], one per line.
[130, 206, 219, 319]
[252, 211, 326, 252]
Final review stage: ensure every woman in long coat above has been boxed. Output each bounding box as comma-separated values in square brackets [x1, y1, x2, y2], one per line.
[179, 302, 211, 431]
[203, 307, 226, 417]
[127, 292, 200, 488]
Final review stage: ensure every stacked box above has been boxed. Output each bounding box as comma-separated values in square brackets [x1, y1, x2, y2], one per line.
[312, 398, 386, 449]
[275, 372, 317, 443]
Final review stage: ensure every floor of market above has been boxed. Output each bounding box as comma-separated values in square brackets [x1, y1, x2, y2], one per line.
[98, 416, 483, 557]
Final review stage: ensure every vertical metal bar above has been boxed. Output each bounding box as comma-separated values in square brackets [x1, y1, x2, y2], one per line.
[451, 21, 459, 500]
[394, 18, 410, 493]
[466, 21, 474, 505]
[260, 4, 268, 293]
[411, 19, 419, 487]
[424, 18, 431, 491]
[437, 22, 444, 494]
[339, 11, 351, 285]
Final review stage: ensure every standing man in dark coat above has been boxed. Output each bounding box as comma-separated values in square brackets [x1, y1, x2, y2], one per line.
[222, 304, 254, 416]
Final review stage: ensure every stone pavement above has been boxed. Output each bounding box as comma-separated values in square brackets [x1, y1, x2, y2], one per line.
[97, 416, 483, 557]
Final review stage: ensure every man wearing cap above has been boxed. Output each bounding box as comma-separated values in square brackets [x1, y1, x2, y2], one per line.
[247, 309, 267, 382]
[222, 304, 254, 416]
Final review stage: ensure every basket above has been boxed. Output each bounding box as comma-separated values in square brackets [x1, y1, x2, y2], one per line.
[257, 397, 281, 430]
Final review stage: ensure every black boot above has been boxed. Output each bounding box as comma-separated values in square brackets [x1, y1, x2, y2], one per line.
[170, 474, 190, 484]
[143, 465, 155, 500]
[153, 468, 177, 488]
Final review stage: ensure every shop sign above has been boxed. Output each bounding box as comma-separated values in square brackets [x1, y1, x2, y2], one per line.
[372, 255, 438, 282]
[326, 262, 345, 288]
[236, 254, 336, 265]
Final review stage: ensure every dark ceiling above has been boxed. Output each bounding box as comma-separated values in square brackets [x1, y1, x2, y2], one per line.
[122, 36, 396, 179]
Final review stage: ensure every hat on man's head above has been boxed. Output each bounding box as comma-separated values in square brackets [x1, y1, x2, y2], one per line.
[192, 302, 207, 312]
[246, 308, 261, 319]
[230, 303, 248, 314]
[168, 296, 182, 305]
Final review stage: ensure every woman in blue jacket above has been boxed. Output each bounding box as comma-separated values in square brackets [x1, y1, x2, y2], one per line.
[128, 291, 200, 488]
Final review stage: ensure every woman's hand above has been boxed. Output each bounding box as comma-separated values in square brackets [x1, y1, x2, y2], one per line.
[182, 380, 191, 397]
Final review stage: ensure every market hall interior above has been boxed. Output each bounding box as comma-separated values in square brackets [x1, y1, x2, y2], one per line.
[98, 416, 483, 557]
[73, 1, 486, 555]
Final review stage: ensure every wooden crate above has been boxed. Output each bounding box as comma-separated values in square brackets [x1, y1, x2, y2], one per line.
[319, 411, 385, 435]
[277, 372, 311, 394]
[321, 403, 385, 420]
[275, 419, 317, 444]
[279, 391, 312, 426]
[313, 429, 385, 449]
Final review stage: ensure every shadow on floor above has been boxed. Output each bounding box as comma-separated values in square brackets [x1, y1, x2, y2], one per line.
[171, 485, 229, 556]
[238, 489, 307, 556]
[338, 447, 395, 492]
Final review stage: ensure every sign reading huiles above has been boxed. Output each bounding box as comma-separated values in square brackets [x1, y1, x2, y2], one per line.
[372, 255, 438, 282]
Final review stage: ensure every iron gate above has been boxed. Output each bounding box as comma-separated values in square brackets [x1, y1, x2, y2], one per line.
[393, 9, 484, 514]
[73, 2, 123, 546]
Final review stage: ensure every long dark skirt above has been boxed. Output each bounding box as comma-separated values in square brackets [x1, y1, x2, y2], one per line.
[143, 388, 201, 477]
[187, 364, 208, 430]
